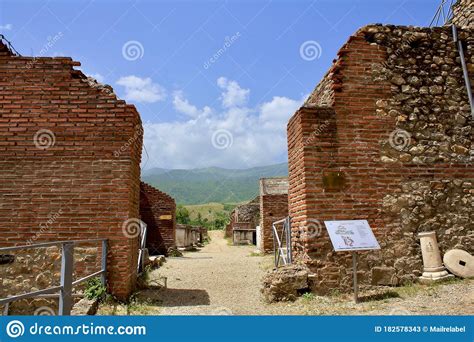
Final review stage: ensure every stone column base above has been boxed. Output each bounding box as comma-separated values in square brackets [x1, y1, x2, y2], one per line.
[419, 270, 454, 283]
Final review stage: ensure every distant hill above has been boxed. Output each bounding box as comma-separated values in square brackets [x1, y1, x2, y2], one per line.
[141, 162, 288, 205]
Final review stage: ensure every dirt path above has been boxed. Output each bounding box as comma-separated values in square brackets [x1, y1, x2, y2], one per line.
[148, 230, 270, 315]
[98, 230, 473, 315]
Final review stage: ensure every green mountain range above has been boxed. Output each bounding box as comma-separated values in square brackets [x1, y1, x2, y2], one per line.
[141, 162, 288, 205]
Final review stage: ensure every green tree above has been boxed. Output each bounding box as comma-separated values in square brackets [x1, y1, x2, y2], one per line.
[176, 205, 191, 224]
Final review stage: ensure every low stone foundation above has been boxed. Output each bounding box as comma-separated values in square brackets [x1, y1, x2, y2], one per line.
[261, 264, 310, 303]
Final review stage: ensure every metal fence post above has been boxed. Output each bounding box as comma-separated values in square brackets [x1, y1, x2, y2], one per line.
[58, 242, 74, 315]
[101, 240, 107, 287]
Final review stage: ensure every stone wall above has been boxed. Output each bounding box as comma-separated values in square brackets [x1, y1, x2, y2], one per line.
[225, 197, 260, 238]
[0, 40, 143, 299]
[139, 182, 176, 255]
[0, 245, 100, 314]
[450, 0, 474, 28]
[287, 24, 473, 293]
[259, 178, 289, 253]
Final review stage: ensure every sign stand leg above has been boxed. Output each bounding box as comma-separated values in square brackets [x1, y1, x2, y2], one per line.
[352, 252, 358, 304]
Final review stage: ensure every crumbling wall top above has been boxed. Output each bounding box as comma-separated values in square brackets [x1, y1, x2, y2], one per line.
[260, 177, 289, 196]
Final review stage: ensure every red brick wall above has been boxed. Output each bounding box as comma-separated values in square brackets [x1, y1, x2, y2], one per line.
[139, 182, 176, 255]
[287, 26, 474, 293]
[0, 42, 143, 299]
[259, 193, 289, 253]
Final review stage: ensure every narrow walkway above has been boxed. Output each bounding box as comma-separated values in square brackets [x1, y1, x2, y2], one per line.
[150, 230, 270, 315]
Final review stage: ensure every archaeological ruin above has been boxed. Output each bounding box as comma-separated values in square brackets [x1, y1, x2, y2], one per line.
[139, 182, 177, 256]
[225, 197, 260, 245]
[0, 37, 145, 301]
[286, 0, 474, 293]
[259, 177, 289, 253]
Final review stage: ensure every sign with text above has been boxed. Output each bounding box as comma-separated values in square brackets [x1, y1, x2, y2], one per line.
[324, 220, 380, 251]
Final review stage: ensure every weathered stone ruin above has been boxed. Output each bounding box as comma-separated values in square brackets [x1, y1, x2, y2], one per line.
[259, 177, 289, 253]
[0, 38, 142, 301]
[450, 0, 473, 28]
[286, 1, 473, 294]
[175, 224, 204, 249]
[139, 182, 176, 256]
[225, 197, 260, 245]
[261, 264, 311, 303]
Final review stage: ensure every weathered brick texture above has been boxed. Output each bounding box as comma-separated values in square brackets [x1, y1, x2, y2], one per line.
[139, 182, 176, 255]
[259, 178, 289, 253]
[0, 41, 143, 299]
[287, 24, 473, 293]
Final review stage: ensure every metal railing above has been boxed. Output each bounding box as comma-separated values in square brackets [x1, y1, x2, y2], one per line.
[272, 217, 292, 268]
[0, 239, 108, 315]
[429, 0, 455, 27]
[137, 222, 147, 273]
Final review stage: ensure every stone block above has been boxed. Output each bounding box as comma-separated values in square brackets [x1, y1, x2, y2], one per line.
[371, 266, 398, 286]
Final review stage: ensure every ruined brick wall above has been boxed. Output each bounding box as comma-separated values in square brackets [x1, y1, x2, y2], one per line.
[287, 25, 473, 293]
[0, 42, 143, 300]
[225, 198, 259, 238]
[259, 178, 289, 253]
[450, 0, 474, 28]
[139, 182, 176, 255]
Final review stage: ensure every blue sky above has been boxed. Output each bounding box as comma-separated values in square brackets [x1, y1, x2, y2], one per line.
[0, 0, 441, 170]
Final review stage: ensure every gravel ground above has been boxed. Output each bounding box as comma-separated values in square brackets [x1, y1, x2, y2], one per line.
[98, 230, 473, 315]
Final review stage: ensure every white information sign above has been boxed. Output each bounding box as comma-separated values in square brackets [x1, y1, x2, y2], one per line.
[324, 220, 380, 252]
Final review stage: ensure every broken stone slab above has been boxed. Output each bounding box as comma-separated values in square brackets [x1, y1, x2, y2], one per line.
[443, 249, 474, 279]
[71, 297, 99, 316]
[261, 264, 310, 303]
[371, 266, 398, 286]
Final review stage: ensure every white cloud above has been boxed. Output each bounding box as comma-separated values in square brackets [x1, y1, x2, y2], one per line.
[116, 75, 166, 103]
[217, 77, 249, 108]
[0, 24, 12, 31]
[143, 78, 304, 169]
[173, 91, 211, 118]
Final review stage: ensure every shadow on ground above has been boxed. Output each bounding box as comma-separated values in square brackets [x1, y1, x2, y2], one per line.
[135, 288, 211, 307]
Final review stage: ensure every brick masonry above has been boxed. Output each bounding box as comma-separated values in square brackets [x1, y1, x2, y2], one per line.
[0, 40, 143, 299]
[259, 178, 289, 253]
[139, 182, 176, 255]
[287, 21, 473, 293]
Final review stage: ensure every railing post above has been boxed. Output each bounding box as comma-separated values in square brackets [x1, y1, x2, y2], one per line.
[287, 217, 292, 264]
[58, 242, 74, 316]
[101, 240, 107, 287]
